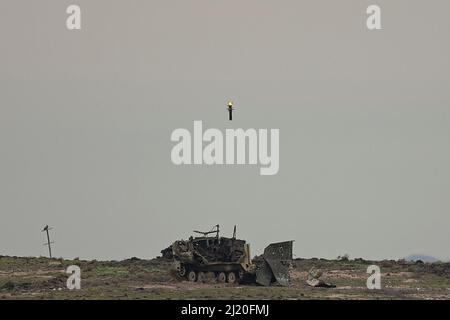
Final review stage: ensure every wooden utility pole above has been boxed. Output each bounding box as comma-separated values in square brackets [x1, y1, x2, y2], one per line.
[42, 225, 54, 258]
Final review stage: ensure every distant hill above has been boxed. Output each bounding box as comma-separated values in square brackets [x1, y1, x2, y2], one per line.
[405, 254, 439, 263]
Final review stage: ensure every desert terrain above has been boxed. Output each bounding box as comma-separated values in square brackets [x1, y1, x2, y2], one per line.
[0, 255, 449, 300]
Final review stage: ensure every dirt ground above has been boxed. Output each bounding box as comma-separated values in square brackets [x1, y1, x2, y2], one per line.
[0, 255, 449, 300]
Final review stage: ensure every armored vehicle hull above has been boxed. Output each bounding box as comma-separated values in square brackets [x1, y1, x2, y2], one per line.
[167, 225, 293, 286]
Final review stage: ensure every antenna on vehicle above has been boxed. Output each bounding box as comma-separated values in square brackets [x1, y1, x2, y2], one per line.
[42, 225, 54, 258]
[193, 224, 220, 238]
[232, 225, 236, 239]
[215, 224, 220, 238]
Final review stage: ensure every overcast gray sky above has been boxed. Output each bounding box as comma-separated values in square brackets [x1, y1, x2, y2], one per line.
[0, 0, 449, 261]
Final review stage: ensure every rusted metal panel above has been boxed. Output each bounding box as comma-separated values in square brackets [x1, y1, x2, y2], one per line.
[264, 258, 290, 286]
[255, 260, 273, 286]
[263, 241, 293, 261]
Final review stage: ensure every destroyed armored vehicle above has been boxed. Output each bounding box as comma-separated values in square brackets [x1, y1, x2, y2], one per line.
[166, 225, 293, 286]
